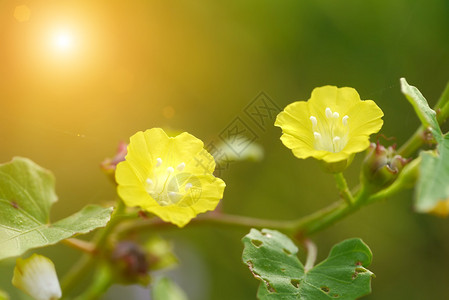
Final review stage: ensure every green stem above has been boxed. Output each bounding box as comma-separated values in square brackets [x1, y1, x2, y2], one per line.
[74, 265, 113, 300]
[397, 126, 426, 158]
[61, 200, 136, 296]
[333, 172, 354, 204]
[116, 212, 298, 237]
[435, 80, 449, 124]
[294, 186, 371, 236]
[61, 254, 94, 295]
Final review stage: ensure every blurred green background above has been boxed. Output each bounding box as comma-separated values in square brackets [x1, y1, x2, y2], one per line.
[1, 0, 449, 299]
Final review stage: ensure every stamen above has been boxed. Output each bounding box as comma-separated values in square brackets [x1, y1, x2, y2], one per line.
[146, 178, 153, 185]
[333, 136, 341, 144]
[167, 166, 174, 174]
[168, 191, 177, 197]
[325, 107, 332, 119]
[177, 162, 186, 171]
[314, 132, 321, 139]
[332, 112, 339, 119]
[342, 115, 349, 126]
[309, 116, 317, 127]
[185, 183, 193, 191]
[156, 158, 162, 167]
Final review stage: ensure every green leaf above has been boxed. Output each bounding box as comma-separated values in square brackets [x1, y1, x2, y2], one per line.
[242, 229, 374, 300]
[400, 77, 443, 143]
[0, 157, 113, 260]
[152, 277, 188, 300]
[415, 135, 449, 214]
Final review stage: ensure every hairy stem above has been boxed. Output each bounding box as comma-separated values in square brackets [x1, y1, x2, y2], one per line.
[334, 172, 354, 204]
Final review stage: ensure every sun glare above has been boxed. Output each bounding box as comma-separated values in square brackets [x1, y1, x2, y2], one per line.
[53, 31, 74, 51]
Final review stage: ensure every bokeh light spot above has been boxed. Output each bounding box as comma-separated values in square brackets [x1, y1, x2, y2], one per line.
[14, 5, 31, 22]
[163, 106, 175, 119]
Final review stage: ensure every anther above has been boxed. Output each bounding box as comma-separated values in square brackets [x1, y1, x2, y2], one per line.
[325, 107, 332, 119]
[342, 115, 349, 126]
[314, 132, 321, 139]
[332, 112, 339, 119]
[156, 158, 162, 167]
[185, 183, 193, 191]
[177, 162, 186, 171]
[167, 167, 174, 174]
[168, 191, 177, 197]
[309, 116, 317, 127]
[333, 136, 341, 144]
[146, 178, 153, 185]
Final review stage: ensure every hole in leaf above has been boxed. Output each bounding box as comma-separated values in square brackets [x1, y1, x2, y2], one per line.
[321, 286, 330, 293]
[283, 248, 291, 255]
[251, 239, 263, 247]
[290, 279, 300, 288]
[262, 232, 272, 238]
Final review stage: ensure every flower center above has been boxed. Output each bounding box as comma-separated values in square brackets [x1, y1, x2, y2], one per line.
[310, 107, 349, 153]
[144, 158, 200, 206]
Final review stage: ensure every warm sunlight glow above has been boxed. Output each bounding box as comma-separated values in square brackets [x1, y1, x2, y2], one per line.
[53, 31, 74, 51]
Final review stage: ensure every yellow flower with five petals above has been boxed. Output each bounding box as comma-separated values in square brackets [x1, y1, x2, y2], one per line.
[275, 86, 384, 171]
[116, 128, 226, 227]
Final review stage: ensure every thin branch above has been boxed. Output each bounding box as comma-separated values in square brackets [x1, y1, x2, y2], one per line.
[304, 239, 317, 272]
[62, 238, 96, 254]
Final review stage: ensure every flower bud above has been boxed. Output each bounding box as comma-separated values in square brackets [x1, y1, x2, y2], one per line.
[100, 141, 127, 181]
[110, 241, 150, 285]
[12, 254, 62, 300]
[361, 143, 409, 190]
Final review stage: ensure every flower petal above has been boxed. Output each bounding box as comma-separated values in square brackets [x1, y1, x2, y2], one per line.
[347, 100, 384, 137]
[12, 254, 62, 300]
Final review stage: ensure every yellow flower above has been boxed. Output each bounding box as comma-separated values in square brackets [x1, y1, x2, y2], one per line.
[116, 128, 226, 227]
[275, 86, 383, 170]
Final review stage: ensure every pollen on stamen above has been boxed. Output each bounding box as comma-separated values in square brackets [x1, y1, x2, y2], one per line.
[333, 136, 341, 143]
[314, 132, 321, 139]
[325, 107, 332, 119]
[156, 158, 163, 167]
[332, 112, 339, 119]
[185, 183, 193, 191]
[146, 178, 153, 185]
[167, 166, 174, 174]
[342, 115, 349, 126]
[177, 162, 186, 171]
[309, 116, 317, 127]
